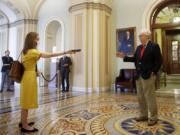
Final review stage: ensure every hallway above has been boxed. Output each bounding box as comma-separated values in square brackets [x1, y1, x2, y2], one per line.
[0, 0, 180, 134]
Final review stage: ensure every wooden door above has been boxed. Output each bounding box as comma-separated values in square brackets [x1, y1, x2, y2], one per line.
[166, 29, 180, 74]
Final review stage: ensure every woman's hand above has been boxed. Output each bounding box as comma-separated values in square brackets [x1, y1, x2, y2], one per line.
[65, 50, 76, 54]
[36, 71, 41, 77]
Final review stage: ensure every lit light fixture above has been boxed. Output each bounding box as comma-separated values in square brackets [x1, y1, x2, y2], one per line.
[173, 17, 180, 23]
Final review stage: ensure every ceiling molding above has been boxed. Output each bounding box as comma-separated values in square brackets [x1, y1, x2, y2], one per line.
[0, 0, 21, 15]
[0, 10, 9, 24]
[32, 0, 47, 19]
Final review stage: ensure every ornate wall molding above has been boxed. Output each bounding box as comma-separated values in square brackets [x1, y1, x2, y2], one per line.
[0, 19, 38, 29]
[69, 2, 112, 14]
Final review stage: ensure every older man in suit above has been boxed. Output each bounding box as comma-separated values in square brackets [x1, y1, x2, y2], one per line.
[59, 55, 72, 92]
[118, 29, 162, 126]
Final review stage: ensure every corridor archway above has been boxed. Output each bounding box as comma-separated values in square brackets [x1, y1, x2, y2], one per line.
[44, 20, 64, 87]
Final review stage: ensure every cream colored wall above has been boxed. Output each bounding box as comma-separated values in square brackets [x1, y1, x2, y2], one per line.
[0, 23, 37, 58]
[156, 29, 163, 51]
[0, 28, 8, 70]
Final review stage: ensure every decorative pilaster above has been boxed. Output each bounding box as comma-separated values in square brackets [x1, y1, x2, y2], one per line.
[70, 0, 112, 92]
[0, 19, 38, 58]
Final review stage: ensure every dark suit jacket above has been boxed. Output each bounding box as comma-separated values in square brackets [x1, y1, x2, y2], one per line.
[123, 41, 162, 80]
[59, 56, 72, 73]
[1, 56, 13, 72]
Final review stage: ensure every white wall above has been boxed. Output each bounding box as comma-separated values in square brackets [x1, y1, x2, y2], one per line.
[38, 0, 71, 51]
[111, 0, 155, 87]
[0, 28, 8, 74]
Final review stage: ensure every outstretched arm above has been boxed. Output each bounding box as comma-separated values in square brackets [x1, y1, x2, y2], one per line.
[41, 50, 75, 58]
[123, 55, 136, 62]
[41, 52, 65, 58]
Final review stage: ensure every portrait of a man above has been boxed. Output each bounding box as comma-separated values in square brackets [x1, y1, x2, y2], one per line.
[116, 27, 136, 56]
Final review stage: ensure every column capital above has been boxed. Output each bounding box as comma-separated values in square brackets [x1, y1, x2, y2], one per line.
[69, 0, 112, 13]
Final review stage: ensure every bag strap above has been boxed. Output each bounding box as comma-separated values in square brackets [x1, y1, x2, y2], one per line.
[17, 50, 23, 61]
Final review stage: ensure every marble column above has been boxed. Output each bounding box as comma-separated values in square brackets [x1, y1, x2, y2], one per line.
[0, 24, 9, 70]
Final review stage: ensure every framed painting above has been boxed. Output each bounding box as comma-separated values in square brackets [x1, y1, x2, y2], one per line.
[116, 27, 136, 56]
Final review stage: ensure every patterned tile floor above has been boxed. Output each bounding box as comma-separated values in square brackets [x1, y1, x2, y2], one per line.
[0, 88, 180, 135]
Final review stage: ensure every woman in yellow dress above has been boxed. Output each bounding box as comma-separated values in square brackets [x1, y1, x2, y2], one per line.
[20, 32, 75, 133]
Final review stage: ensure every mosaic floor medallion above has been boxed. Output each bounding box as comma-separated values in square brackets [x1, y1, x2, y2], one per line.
[103, 114, 179, 135]
[119, 118, 175, 135]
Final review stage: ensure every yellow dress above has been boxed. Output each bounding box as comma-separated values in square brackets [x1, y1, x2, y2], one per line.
[20, 49, 41, 109]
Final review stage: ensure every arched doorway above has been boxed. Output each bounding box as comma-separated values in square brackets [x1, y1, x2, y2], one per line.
[150, 0, 180, 74]
[44, 20, 63, 88]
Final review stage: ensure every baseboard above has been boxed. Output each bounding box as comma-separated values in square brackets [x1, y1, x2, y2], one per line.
[72, 86, 110, 93]
[111, 83, 115, 91]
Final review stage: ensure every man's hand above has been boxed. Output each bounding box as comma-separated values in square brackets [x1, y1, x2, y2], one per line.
[116, 52, 126, 58]
[3, 64, 10, 66]
[63, 64, 69, 67]
[151, 72, 156, 79]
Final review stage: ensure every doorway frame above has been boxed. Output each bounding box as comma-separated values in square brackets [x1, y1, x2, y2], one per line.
[161, 27, 180, 74]
[43, 17, 65, 53]
[148, 0, 180, 74]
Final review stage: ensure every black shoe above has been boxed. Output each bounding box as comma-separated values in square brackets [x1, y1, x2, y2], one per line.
[66, 89, 69, 92]
[135, 117, 148, 122]
[0, 90, 3, 93]
[21, 127, 38, 133]
[7, 89, 13, 92]
[19, 122, 35, 127]
[62, 90, 65, 93]
[148, 119, 158, 126]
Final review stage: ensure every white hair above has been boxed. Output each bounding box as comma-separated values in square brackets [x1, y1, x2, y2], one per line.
[139, 29, 151, 37]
